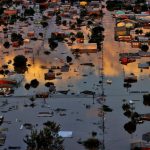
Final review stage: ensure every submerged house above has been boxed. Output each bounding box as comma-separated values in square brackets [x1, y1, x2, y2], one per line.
[44, 72, 55, 80]
[131, 40, 141, 48]
[71, 43, 98, 53]
[114, 26, 131, 41]
[116, 19, 137, 29]
[0, 78, 17, 95]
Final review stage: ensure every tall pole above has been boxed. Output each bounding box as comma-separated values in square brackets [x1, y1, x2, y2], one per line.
[101, 43, 105, 150]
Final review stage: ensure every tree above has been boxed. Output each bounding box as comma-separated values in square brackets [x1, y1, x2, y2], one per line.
[70, 24, 76, 29]
[66, 56, 72, 63]
[30, 79, 39, 88]
[29, 96, 36, 107]
[62, 20, 67, 26]
[25, 83, 30, 90]
[49, 41, 58, 50]
[70, 37, 76, 43]
[87, 20, 93, 27]
[83, 138, 101, 150]
[45, 82, 53, 88]
[122, 103, 130, 111]
[76, 18, 83, 26]
[55, 15, 61, 26]
[143, 94, 150, 106]
[140, 44, 149, 52]
[3, 41, 10, 49]
[89, 25, 105, 50]
[11, 33, 24, 46]
[106, 0, 124, 11]
[0, 70, 4, 75]
[44, 51, 51, 55]
[13, 55, 28, 74]
[39, 33, 43, 37]
[92, 26, 104, 35]
[24, 121, 64, 150]
[24, 7, 35, 16]
[0, 7, 4, 16]
[41, 21, 48, 28]
[145, 32, 150, 37]
[80, 9, 87, 18]
[124, 121, 136, 134]
[76, 32, 84, 38]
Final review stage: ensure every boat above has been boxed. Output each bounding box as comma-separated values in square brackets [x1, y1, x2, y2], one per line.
[106, 79, 112, 84]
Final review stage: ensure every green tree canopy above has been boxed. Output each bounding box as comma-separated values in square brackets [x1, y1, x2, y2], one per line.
[24, 121, 64, 150]
[13, 55, 28, 74]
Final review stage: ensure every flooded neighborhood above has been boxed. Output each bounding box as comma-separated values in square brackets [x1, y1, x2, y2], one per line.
[0, 0, 150, 149]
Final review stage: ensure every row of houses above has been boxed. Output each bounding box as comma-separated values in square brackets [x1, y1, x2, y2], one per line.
[114, 10, 150, 48]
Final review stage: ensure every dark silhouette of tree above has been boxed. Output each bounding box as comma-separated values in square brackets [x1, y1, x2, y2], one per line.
[70, 37, 76, 43]
[135, 29, 143, 35]
[122, 103, 130, 111]
[87, 20, 93, 27]
[13, 55, 28, 74]
[4, 70, 9, 75]
[29, 96, 36, 107]
[145, 32, 150, 37]
[140, 45, 149, 52]
[83, 138, 101, 150]
[66, 56, 72, 63]
[89, 26, 104, 50]
[39, 32, 43, 37]
[76, 32, 84, 38]
[135, 0, 146, 4]
[124, 121, 136, 134]
[45, 82, 54, 88]
[56, 15, 61, 25]
[70, 23, 76, 29]
[44, 51, 51, 55]
[0, 7, 4, 16]
[2, 65, 8, 69]
[41, 21, 48, 28]
[124, 110, 132, 118]
[3, 41, 10, 49]
[106, 0, 124, 11]
[24, 7, 35, 16]
[25, 83, 30, 90]
[62, 20, 67, 26]
[11, 33, 24, 46]
[102, 105, 113, 112]
[80, 9, 87, 18]
[49, 41, 58, 50]
[0, 70, 4, 75]
[143, 94, 150, 106]
[24, 121, 64, 150]
[30, 79, 39, 88]
[76, 18, 83, 26]
[92, 26, 104, 35]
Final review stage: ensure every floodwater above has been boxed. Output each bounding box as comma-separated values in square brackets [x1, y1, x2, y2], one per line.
[0, 4, 149, 150]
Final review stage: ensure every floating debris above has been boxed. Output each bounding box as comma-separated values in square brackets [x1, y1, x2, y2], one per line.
[80, 63, 95, 67]
[37, 112, 53, 117]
